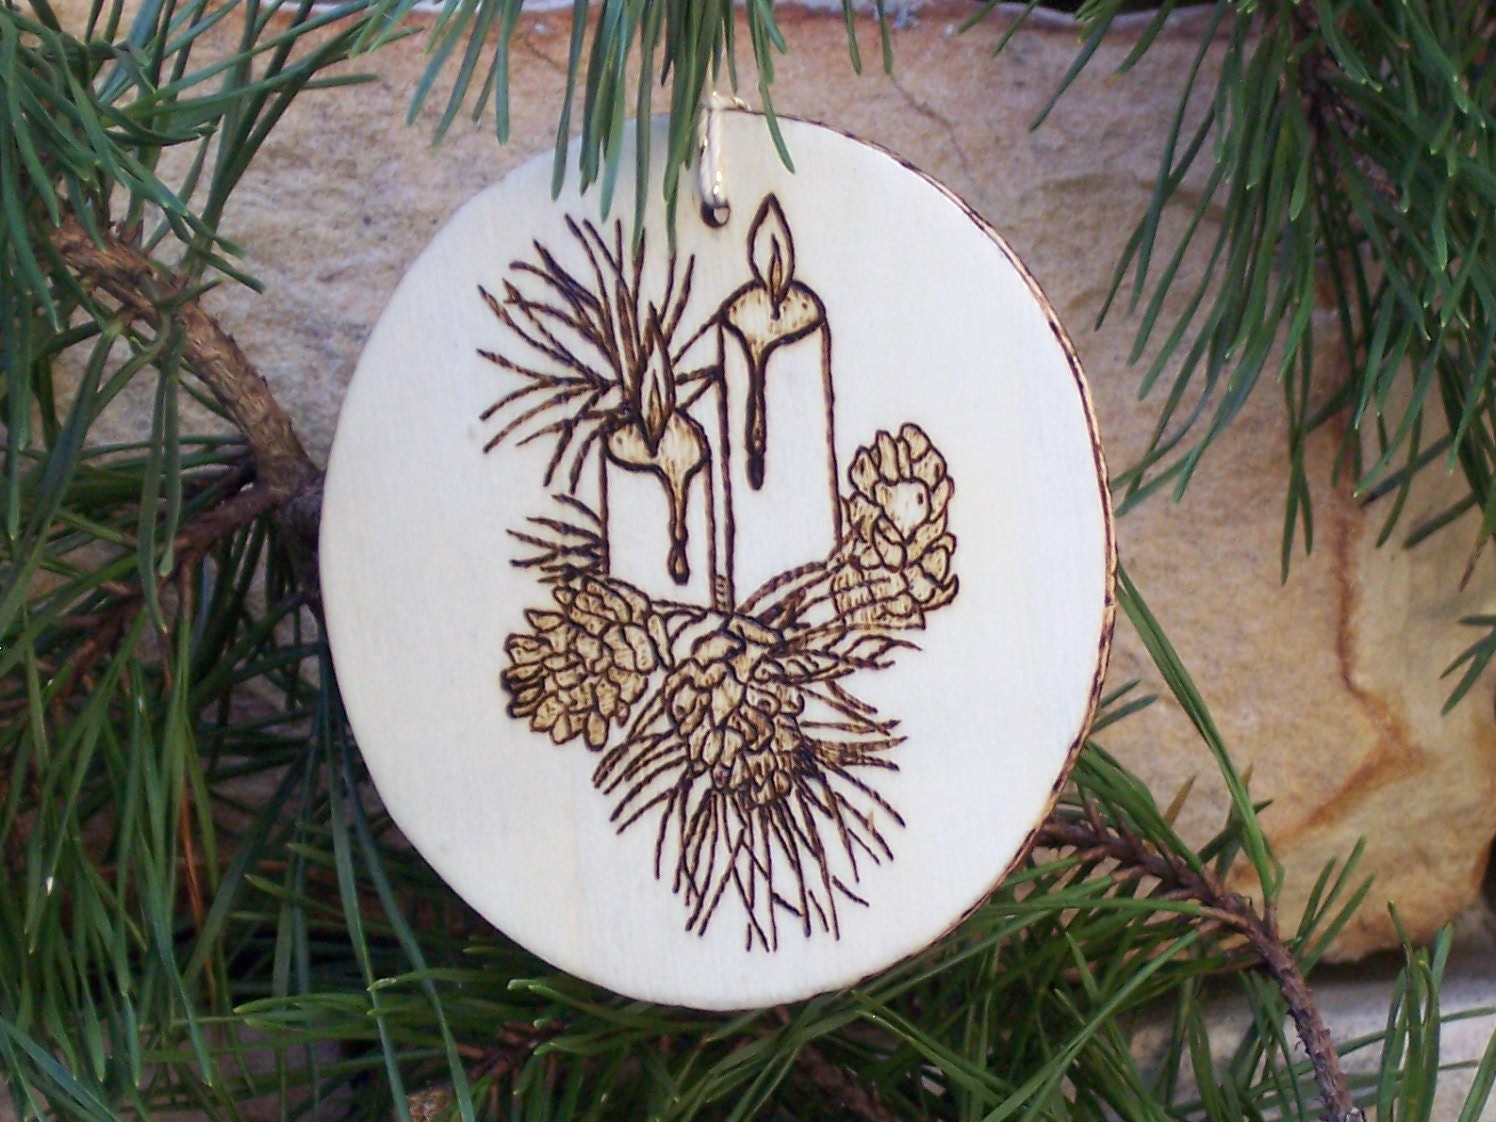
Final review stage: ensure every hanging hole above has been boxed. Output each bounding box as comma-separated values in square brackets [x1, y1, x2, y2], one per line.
[701, 200, 730, 229]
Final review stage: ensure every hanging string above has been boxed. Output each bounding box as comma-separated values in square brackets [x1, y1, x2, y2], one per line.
[697, 91, 743, 228]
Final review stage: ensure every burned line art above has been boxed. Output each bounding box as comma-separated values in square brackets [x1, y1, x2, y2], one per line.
[479, 194, 960, 951]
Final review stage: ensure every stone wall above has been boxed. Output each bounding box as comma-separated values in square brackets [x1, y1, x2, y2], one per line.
[59, 0, 1496, 957]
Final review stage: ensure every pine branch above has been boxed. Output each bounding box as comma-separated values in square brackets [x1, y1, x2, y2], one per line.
[54, 476, 285, 698]
[10, 11, 1473, 1122]
[407, 1023, 560, 1121]
[794, 1042, 905, 1122]
[1290, 1, 1396, 210]
[408, 1021, 913, 1122]
[53, 216, 313, 491]
[52, 213, 325, 593]
[1035, 811, 1362, 1122]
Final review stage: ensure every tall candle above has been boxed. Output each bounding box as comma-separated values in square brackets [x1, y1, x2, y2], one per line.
[717, 194, 841, 607]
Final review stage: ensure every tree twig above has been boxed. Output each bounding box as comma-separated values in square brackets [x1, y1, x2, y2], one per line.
[53, 215, 325, 603]
[414, 1021, 916, 1122]
[1289, 1, 1396, 209]
[410, 1023, 561, 1122]
[54, 216, 317, 498]
[52, 477, 290, 704]
[795, 1042, 905, 1122]
[1035, 813, 1363, 1122]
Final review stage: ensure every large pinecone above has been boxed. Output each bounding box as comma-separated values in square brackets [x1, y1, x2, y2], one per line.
[665, 618, 803, 806]
[502, 576, 668, 749]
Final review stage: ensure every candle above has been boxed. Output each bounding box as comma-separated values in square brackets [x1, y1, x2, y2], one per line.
[717, 194, 841, 607]
[601, 310, 722, 607]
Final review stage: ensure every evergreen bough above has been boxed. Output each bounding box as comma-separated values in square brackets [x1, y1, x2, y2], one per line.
[2, 1, 1495, 1120]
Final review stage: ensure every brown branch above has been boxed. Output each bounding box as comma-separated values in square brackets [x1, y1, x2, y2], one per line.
[52, 479, 292, 704]
[1034, 813, 1363, 1122]
[52, 214, 325, 611]
[471, 1023, 554, 1083]
[795, 1042, 904, 1122]
[53, 215, 318, 502]
[409, 1023, 561, 1122]
[1288, 1, 1397, 209]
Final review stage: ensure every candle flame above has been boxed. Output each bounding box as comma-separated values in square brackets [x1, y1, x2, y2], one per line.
[640, 305, 675, 453]
[748, 195, 795, 310]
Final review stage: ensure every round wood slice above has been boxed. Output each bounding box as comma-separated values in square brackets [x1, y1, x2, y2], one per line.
[320, 112, 1116, 1010]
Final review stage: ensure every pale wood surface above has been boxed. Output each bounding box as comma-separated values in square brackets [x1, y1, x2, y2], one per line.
[320, 114, 1114, 1009]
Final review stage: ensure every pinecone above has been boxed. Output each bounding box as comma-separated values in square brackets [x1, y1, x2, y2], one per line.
[664, 618, 802, 806]
[502, 576, 668, 749]
[833, 423, 958, 627]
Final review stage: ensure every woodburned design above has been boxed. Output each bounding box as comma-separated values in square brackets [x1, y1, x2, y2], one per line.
[479, 195, 959, 950]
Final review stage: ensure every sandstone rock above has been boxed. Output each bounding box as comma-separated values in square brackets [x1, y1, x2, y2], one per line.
[47, 0, 1496, 957]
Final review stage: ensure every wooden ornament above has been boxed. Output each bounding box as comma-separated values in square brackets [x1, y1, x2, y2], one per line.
[320, 112, 1116, 1010]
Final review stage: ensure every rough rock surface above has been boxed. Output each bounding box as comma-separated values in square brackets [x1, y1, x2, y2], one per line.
[51, 0, 1496, 958]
